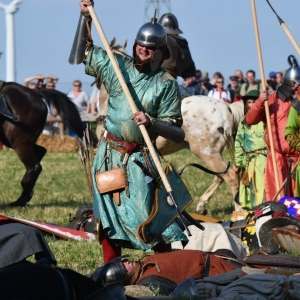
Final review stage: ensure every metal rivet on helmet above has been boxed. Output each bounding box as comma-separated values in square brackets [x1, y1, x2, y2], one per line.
[158, 13, 183, 35]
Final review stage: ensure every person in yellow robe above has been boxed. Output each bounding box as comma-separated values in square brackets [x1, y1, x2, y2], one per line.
[234, 90, 267, 210]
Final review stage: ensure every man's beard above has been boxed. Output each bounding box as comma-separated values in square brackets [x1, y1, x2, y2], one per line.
[134, 55, 152, 73]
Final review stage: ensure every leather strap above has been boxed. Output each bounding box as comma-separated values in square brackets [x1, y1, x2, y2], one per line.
[178, 162, 230, 180]
[203, 254, 210, 278]
[106, 132, 140, 154]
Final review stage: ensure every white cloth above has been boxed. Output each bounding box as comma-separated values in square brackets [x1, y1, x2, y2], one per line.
[171, 223, 249, 259]
[207, 88, 231, 102]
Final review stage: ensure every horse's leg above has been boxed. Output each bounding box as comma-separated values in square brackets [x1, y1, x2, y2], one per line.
[189, 149, 240, 214]
[9, 144, 46, 207]
[156, 136, 188, 155]
[196, 175, 224, 214]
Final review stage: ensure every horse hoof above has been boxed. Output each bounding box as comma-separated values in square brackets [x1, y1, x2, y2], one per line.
[8, 199, 29, 207]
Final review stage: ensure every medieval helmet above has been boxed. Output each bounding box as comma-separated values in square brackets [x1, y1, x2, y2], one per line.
[158, 13, 183, 35]
[133, 12, 170, 72]
[93, 256, 129, 285]
[135, 19, 167, 49]
[277, 55, 300, 100]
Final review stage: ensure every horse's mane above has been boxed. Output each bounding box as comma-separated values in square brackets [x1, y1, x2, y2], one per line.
[109, 37, 130, 58]
[228, 100, 244, 132]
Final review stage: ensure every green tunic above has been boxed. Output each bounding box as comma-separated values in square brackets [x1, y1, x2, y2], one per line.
[284, 106, 300, 197]
[234, 118, 267, 209]
[85, 46, 188, 251]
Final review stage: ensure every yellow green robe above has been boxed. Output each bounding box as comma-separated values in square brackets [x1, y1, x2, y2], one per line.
[234, 118, 267, 210]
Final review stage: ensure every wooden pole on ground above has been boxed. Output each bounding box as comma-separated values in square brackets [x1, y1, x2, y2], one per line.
[86, 6, 191, 235]
[266, 0, 300, 56]
[250, 0, 281, 199]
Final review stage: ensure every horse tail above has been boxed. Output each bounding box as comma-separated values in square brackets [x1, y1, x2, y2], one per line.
[38, 88, 84, 139]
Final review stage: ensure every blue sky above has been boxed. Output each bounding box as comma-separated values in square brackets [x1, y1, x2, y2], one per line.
[0, 0, 299, 97]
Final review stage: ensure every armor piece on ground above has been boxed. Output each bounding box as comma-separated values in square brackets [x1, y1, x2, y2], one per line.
[253, 200, 288, 214]
[85, 281, 127, 300]
[69, 13, 92, 65]
[158, 13, 183, 35]
[259, 216, 300, 254]
[277, 55, 300, 100]
[92, 256, 129, 285]
[172, 277, 198, 299]
[138, 276, 177, 295]
[148, 117, 185, 143]
[65, 206, 97, 233]
[0, 93, 19, 121]
[243, 253, 300, 274]
[133, 14, 170, 72]
[273, 227, 300, 255]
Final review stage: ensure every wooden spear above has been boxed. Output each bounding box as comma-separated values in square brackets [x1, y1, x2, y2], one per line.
[250, 0, 281, 199]
[266, 0, 300, 56]
[86, 5, 192, 235]
[271, 158, 299, 201]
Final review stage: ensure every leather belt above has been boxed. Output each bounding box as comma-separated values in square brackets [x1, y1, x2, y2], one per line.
[105, 131, 143, 155]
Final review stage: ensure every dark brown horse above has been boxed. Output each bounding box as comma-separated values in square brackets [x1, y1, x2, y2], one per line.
[0, 81, 84, 207]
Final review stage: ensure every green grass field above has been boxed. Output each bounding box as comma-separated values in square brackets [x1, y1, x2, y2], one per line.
[0, 148, 234, 275]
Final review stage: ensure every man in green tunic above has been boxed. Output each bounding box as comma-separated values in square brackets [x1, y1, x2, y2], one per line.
[234, 90, 267, 210]
[79, 0, 188, 263]
[284, 82, 300, 197]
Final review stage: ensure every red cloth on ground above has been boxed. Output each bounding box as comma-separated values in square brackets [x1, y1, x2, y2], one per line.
[137, 250, 238, 284]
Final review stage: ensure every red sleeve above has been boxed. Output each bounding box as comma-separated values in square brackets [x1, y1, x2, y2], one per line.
[245, 98, 266, 125]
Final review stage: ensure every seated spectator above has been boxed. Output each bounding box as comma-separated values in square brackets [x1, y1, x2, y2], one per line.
[42, 81, 60, 135]
[179, 76, 203, 99]
[194, 69, 202, 85]
[266, 71, 277, 93]
[240, 70, 261, 96]
[24, 74, 59, 90]
[28, 81, 37, 90]
[199, 76, 213, 95]
[276, 71, 283, 89]
[234, 69, 245, 87]
[227, 75, 241, 102]
[67, 80, 90, 137]
[208, 74, 231, 103]
[210, 71, 222, 88]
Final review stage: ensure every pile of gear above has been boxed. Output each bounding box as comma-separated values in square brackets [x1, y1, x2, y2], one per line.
[60, 200, 300, 299]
